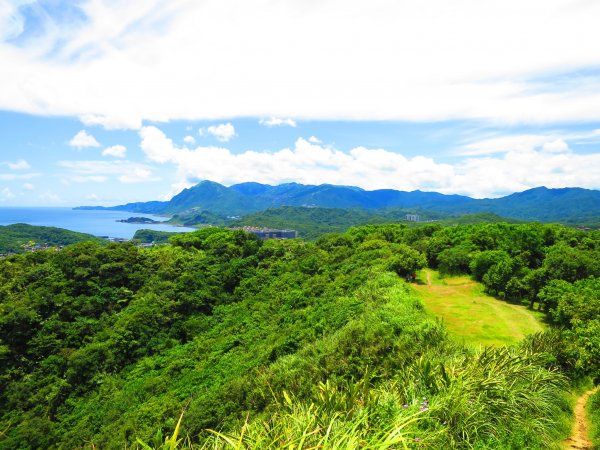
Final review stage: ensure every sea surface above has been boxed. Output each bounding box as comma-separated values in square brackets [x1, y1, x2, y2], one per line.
[0, 207, 196, 239]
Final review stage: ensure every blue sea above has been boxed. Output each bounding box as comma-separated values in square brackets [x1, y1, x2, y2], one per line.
[0, 207, 196, 239]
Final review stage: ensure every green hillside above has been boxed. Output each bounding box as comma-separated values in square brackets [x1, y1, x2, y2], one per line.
[0, 223, 103, 254]
[232, 208, 514, 240]
[0, 223, 599, 448]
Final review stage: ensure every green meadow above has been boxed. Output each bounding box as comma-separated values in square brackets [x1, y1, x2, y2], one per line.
[412, 268, 545, 347]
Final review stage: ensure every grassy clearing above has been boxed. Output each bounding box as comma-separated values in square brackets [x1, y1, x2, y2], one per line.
[412, 269, 545, 347]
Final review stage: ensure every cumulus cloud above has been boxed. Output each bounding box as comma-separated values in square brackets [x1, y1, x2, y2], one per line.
[7, 159, 30, 170]
[183, 135, 196, 145]
[69, 130, 100, 149]
[102, 144, 127, 158]
[206, 123, 236, 142]
[139, 126, 600, 199]
[308, 136, 322, 144]
[140, 125, 454, 193]
[449, 150, 600, 197]
[542, 139, 569, 153]
[4, 1, 600, 127]
[259, 117, 297, 127]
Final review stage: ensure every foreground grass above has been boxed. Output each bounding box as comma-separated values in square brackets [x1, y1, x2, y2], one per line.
[137, 344, 571, 449]
[412, 269, 545, 347]
[588, 389, 600, 449]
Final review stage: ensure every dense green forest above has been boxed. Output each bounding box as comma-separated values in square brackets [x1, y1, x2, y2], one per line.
[0, 223, 103, 254]
[1, 222, 599, 448]
[232, 207, 502, 240]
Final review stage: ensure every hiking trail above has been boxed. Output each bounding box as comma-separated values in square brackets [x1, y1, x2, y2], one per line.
[563, 387, 599, 450]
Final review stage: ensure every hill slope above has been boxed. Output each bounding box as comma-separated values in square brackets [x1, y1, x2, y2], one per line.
[0, 223, 102, 253]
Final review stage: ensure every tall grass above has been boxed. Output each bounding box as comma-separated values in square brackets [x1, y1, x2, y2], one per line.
[196, 373, 440, 449]
[135, 342, 568, 450]
[589, 388, 600, 448]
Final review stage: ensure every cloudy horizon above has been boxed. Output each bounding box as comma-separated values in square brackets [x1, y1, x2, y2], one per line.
[1, 0, 600, 205]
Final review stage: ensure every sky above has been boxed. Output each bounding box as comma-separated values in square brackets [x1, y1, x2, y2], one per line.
[1, 0, 600, 206]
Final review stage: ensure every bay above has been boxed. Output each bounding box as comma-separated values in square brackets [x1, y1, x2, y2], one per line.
[0, 207, 196, 239]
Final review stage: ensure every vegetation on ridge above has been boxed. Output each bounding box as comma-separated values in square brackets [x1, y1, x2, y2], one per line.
[0, 221, 598, 448]
[0, 223, 102, 254]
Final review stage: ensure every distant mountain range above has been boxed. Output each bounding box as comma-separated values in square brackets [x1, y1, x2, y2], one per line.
[77, 181, 600, 224]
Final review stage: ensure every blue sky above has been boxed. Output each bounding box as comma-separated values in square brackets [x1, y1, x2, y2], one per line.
[1, 0, 600, 206]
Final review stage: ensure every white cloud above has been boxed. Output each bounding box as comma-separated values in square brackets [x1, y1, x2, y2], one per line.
[183, 135, 196, 145]
[119, 167, 154, 183]
[308, 136, 322, 144]
[0, 172, 39, 180]
[58, 160, 158, 184]
[69, 130, 100, 149]
[140, 126, 600, 199]
[206, 123, 236, 142]
[542, 139, 569, 153]
[459, 134, 576, 157]
[0, 1, 35, 41]
[80, 114, 142, 130]
[23, 183, 34, 190]
[4, 1, 600, 126]
[102, 144, 127, 158]
[140, 125, 454, 192]
[39, 192, 61, 203]
[459, 135, 554, 156]
[0, 187, 15, 201]
[70, 175, 108, 183]
[7, 159, 30, 170]
[448, 150, 600, 198]
[259, 117, 297, 127]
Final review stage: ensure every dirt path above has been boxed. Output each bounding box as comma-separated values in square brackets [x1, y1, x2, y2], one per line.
[425, 270, 432, 286]
[564, 387, 599, 450]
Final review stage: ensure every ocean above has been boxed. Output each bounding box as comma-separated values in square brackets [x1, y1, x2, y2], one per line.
[0, 207, 196, 239]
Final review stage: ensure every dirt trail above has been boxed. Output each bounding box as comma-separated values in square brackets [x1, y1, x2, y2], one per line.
[564, 387, 599, 450]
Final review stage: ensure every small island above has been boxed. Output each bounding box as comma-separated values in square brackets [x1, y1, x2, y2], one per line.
[117, 216, 163, 224]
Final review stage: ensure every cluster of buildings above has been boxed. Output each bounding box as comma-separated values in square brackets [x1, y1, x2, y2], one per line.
[1, 243, 62, 259]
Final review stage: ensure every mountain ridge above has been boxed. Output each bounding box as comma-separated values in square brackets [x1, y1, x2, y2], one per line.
[76, 181, 600, 223]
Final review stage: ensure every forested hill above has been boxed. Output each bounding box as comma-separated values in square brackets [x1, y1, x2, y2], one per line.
[0, 223, 102, 254]
[1, 222, 599, 449]
[76, 181, 600, 224]
[434, 186, 600, 223]
[233, 207, 517, 240]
